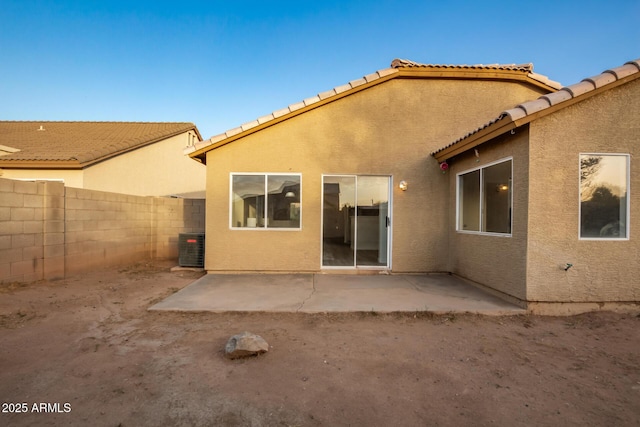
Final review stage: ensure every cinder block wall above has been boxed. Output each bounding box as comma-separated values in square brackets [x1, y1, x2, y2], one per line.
[0, 179, 53, 282]
[63, 187, 156, 276]
[154, 197, 206, 259]
[0, 178, 205, 283]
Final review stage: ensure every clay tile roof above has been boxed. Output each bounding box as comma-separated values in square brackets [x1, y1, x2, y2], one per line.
[188, 58, 560, 160]
[0, 121, 200, 167]
[391, 58, 534, 72]
[431, 58, 640, 160]
[390, 59, 561, 89]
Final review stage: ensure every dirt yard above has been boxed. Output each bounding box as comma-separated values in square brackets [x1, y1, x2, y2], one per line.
[1, 261, 639, 426]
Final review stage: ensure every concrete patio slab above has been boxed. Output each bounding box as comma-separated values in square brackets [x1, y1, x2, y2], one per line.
[150, 273, 524, 315]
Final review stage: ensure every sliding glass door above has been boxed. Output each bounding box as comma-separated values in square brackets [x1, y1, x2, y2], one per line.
[322, 175, 390, 268]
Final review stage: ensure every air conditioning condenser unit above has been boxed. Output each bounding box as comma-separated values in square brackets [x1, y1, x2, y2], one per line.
[178, 233, 205, 268]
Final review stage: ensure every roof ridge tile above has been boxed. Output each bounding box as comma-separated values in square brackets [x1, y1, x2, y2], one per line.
[584, 72, 617, 89]
[303, 95, 321, 106]
[348, 77, 367, 89]
[624, 59, 640, 69]
[516, 98, 552, 115]
[540, 90, 573, 106]
[390, 58, 535, 72]
[563, 80, 596, 97]
[604, 63, 639, 79]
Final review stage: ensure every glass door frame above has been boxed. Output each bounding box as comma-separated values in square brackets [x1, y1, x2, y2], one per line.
[320, 174, 392, 270]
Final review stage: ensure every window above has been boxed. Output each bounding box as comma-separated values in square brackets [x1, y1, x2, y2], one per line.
[230, 173, 301, 229]
[580, 154, 629, 239]
[457, 159, 512, 234]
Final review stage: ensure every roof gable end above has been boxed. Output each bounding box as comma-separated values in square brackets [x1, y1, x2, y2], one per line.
[187, 58, 560, 163]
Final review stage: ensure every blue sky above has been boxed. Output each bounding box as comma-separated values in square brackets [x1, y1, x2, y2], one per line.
[1, 0, 638, 139]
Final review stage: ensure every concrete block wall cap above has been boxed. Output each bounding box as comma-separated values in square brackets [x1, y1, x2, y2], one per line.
[564, 80, 595, 97]
[303, 95, 321, 106]
[333, 83, 352, 94]
[605, 63, 639, 79]
[517, 98, 551, 115]
[348, 77, 367, 88]
[240, 120, 259, 132]
[257, 114, 275, 124]
[318, 88, 337, 100]
[288, 101, 305, 112]
[503, 106, 527, 121]
[541, 89, 573, 106]
[584, 72, 617, 89]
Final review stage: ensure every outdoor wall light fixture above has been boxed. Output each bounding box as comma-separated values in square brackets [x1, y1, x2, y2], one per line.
[285, 191, 296, 198]
[399, 180, 408, 191]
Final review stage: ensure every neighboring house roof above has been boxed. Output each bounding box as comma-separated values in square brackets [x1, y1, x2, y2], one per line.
[432, 58, 640, 162]
[186, 59, 561, 163]
[0, 121, 202, 169]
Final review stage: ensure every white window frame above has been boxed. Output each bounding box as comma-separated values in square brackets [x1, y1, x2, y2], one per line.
[578, 153, 630, 241]
[229, 172, 302, 231]
[456, 157, 513, 237]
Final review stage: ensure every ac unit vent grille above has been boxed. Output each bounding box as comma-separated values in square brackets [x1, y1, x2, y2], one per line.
[178, 233, 205, 267]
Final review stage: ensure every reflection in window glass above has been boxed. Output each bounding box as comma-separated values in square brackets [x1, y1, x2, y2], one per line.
[457, 159, 512, 234]
[580, 154, 628, 239]
[459, 170, 480, 231]
[267, 175, 301, 228]
[483, 161, 512, 234]
[231, 174, 301, 229]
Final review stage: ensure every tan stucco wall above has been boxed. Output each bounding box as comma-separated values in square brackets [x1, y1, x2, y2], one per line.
[204, 78, 548, 273]
[447, 131, 530, 301]
[0, 169, 83, 188]
[85, 132, 206, 197]
[525, 79, 640, 303]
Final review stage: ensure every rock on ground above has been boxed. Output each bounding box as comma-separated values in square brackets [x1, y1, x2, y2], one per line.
[225, 331, 269, 359]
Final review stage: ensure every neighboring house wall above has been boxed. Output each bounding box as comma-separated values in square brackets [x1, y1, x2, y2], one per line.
[525, 78, 640, 303]
[1, 169, 83, 188]
[447, 130, 530, 302]
[84, 132, 206, 197]
[204, 79, 548, 273]
[0, 131, 205, 198]
[0, 178, 205, 283]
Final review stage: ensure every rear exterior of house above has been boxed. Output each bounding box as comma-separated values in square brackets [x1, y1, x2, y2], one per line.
[434, 59, 640, 312]
[188, 61, 558, 274]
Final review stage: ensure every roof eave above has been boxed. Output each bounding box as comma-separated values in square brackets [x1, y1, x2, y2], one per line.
[433, 67, 640, 163]
[432, 116, 518, 163]
[0, 160, 84, 169]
